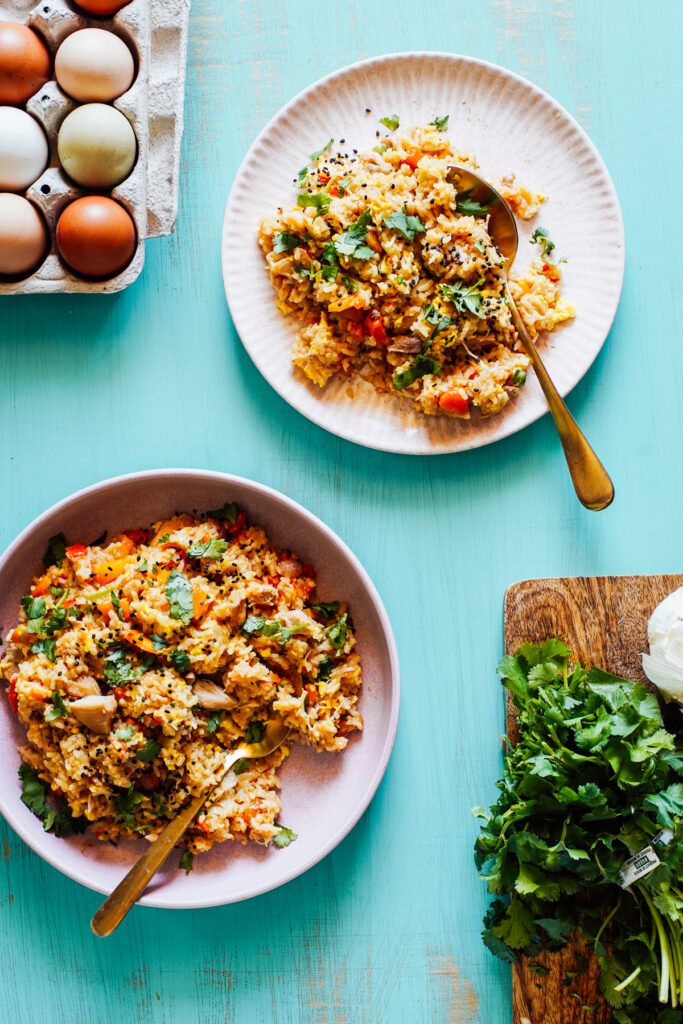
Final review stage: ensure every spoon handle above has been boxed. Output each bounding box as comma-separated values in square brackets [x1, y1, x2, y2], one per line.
[506, 287, 614, 511]
[91, 750, 244, 936]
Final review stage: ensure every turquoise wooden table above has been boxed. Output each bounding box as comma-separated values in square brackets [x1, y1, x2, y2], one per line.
[1, 1, 681, 1021]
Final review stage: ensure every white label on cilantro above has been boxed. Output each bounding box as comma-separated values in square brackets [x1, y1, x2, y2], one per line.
[619, 846, 661, 888]
[652, 828, 674, 848]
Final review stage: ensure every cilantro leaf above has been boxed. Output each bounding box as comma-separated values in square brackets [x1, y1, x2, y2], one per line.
[135, 739, 161, 762]
[165, 571, 194, 626]
[273, 231, 304, 254]
[317, 656, 333, 681]
[206, 502, 238, 524]
[310, 138, 333, 162]
[297, 192, 331, 217]
[103, 648, 137, 688]
[310, 601, 340, 618]
[170, 649, 191, 675]
[393, 354, 442, 391]
[440, 279, 486, 319]
[21, 594, 45, 621]
[114, 725, 137, 742]
[373, 143, 389, 154]
[233, 757, 250, 775]
[18, 763, 85, 836]
[531, 226, 556, 257]
[31, 638, 56, 662]
[179, 850, 194, 874]
[43, 533, 66, 568]
[242, 615, 265, 636]
[188, 537, 228, 560]
[205, 711, 224, 734]
[45, 688, 68, 723]
[333, 209, 374, 261]
[429, 115, 449, 131]
[422, 303, 451, 338]
[114, 785, 145, 829]
[19, 762, 48, 815]
[244, 720, 265, 743]
[273, 826, 298, 848]
[383, 205, 426, 242]
[455, 189, 492, 218]
[379, 114, 399, 130]
[326, 613, 348, 653]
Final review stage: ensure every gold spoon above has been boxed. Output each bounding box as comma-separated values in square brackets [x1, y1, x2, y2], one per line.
[91, 713, 291, 936]
[447, 167, 614, 511]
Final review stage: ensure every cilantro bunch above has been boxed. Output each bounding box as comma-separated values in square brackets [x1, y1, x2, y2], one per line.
[475, 640, 683, 1020]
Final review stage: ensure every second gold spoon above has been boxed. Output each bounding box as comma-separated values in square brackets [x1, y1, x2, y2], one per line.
[447, 167, 614, 511]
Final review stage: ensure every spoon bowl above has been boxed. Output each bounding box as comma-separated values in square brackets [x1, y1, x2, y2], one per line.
[447, 166, 614, 511]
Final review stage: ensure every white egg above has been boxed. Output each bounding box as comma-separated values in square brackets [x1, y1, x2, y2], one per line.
[55, 28, 135, 103]
[0, 193, 47, 276]
[0, 107, 49, 191]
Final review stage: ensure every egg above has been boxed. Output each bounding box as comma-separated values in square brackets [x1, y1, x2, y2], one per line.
[74, 1, 131, 14]
[0, 193, 47, 275]
[56, 196, 136, 278]
[55, 29, 135, 103]
[0, 21, 51, 106]
[57, 103, 136, 188]
[0, 106, 49, 191]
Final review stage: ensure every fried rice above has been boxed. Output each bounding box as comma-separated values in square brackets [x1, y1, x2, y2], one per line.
[258, 121, 575, 419]
[0, 504, 362, 859]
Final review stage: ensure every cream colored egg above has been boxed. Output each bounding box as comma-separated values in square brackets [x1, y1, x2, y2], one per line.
[0, 106, 49, 191]
[55, 28, 135, 103]
[0, 193, 47, 275]
[57, 103, 137, 188]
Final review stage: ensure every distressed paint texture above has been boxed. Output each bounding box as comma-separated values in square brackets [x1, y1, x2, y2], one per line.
[0, 0, 682, 1022]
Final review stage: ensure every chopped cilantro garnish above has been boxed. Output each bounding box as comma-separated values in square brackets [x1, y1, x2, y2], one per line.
[114, 784, 145, 829]
[530, 226, 556, 257]
[205, 711, 224, 734]
[326, 613, 348, 653]
[333, 209, 374, 260]
[31, 638, 56, 662]
[317, 656, 333, 681]
[103, 648, 137, 688]
[393, 354, 442, 391]
[233, 757, 250, 775]
[206, 502, 238, 524]
[383, 205, 425, 242]
[297, 191, 331, 217]
[135, 739, 161, 762]
[341, 275, 358, 293]
[43, 533, 66, 569]
[310, 138, 333, 162]
[170, 649, 191, 675]
[114, 724, 136, 742]
[373, 143, 389, 154]
[45, 688, 68, 723]
[110, 591, 124, 620]
[21, 594, 45, 622]
[423, 303, 452, 338]
[151, 635, 167, 651]
[429, 114, 449, 131]
[165, 571, 193, 626]
[273, 231, 304, 254]
[311, 601, 340, 618]
[273, 826, 298, 848]
[440, 279, 486, 319]
[244, 720, 265, 744]
[179, 850, 194, 874]
[188, 537, 228, 560]
[511, 368, 527, 386]
[18, 763, 86, 836]
[455, 189, 492, 218]
[242, 615, 305, 645]
[242, 614, 265, 635]
[379, 114, 399, 130]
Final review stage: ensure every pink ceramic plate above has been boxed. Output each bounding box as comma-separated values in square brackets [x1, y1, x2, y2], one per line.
[0, 470, 399, 908]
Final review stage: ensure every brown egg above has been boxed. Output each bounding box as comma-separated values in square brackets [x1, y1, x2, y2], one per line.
[56, 196, 137, 279]
[74, 1, 131, 14]
[0, 22, 51, 106]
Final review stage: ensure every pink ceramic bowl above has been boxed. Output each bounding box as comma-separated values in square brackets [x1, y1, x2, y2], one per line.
[0, 470, 400, 908]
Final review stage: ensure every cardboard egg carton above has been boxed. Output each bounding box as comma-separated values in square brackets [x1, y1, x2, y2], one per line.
[0, 0, 190, 293]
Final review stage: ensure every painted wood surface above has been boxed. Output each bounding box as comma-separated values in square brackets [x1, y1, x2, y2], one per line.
[505, 575, 683, 1024]
[1, 1, 682, 1021]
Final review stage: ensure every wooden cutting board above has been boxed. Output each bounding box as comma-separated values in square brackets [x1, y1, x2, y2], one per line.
[504, 574, 683, 1024]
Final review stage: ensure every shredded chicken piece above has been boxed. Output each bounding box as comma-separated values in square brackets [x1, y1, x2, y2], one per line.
[69, 694, 117, 734]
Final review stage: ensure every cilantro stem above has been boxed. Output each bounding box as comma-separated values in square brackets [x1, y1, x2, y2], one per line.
[594, 894, 621, 949]
[638, 885, 672, 1004]
[614, 965, 642, 992]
